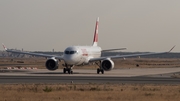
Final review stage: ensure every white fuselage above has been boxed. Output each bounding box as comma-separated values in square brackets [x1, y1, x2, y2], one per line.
[63, 46, 101, 65]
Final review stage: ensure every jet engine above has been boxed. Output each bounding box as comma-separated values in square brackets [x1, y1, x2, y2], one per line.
[45, 58, 58, 70]
[101, 58, 114, 71]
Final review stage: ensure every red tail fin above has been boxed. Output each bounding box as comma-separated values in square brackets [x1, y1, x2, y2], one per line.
[2, 43, 7, 50]
[92, 17, 99, 46]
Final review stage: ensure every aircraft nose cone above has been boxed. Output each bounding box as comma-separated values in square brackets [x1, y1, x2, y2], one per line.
[63, 55, 76, 65]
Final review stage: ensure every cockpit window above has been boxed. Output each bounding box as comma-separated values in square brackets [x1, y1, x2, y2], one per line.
[65, 51, 77, 55]
[69, 51, 74, 54]
[65, 51, 69, 54]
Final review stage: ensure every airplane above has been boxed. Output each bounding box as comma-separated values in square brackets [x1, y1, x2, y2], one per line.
[2, 17, 175, 74]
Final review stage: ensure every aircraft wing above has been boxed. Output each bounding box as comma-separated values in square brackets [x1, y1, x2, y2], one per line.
[2, 44, 63, 60]
[89, 46, 175, 62]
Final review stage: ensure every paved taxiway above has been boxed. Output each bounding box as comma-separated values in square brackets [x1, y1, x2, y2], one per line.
[0, 67, 180, 84]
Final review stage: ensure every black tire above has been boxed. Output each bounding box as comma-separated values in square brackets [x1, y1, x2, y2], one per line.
[70, 71, 73, 74]
[97, 68, 100, 74]
[68, 69, 71, 74]
[63, 68, 66, 73]
[101, 70, 104, 74]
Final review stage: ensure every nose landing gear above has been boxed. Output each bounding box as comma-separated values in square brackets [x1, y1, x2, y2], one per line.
[63, 64, 74, 74]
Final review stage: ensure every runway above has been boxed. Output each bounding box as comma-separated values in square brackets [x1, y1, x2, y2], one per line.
[0, 68, 180, 84]
[0, 76, 180, 84]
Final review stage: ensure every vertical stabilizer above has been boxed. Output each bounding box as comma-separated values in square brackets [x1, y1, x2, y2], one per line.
[2, 43, 7, 50]
[92, 17, 99, 46]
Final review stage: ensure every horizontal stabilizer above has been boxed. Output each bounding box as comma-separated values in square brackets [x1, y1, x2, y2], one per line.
[102, 48, 127, 52]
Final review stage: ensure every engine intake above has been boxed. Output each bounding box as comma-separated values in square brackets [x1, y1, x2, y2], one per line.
[45, 58, 58, 70]
[101, 59, 114, 71]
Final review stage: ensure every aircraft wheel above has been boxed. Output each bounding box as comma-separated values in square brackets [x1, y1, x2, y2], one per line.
[63, 68, 66, 73]
[97, 68, 100, 74]
[101, 70, 104, 74]
[68, 69, 71, 74]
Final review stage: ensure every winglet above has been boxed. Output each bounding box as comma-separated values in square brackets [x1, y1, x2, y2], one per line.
[2, 43, 7, 50]
[168, 45, 175, 52]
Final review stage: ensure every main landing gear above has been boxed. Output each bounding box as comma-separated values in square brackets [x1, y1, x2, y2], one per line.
[63, 64, 74, 74]
[97, 68, 104, 74]
[95, 61, 104, 74]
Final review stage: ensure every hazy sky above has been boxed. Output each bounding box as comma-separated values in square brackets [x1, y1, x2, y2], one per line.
[0, 0, 180, 52]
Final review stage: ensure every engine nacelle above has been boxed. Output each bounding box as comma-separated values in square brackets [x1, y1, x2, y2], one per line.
[45, 58, 58, 70]
[101, 59, 114, 71]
